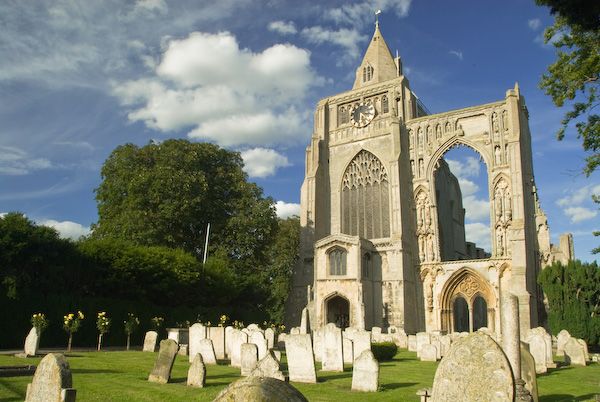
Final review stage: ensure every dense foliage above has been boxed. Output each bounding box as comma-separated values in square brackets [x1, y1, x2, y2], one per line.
[538, 260, 600, 346]
[371, 342, 398, 361]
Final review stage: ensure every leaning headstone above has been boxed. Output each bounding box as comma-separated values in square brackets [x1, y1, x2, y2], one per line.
[300, 307, 310, 334]
[197, 338, 217, 365]
[576, 339, 589, 361]
[148, 339, 179, 384]
[520, 343, 539, 402]
[241, 343, 258, 376]
[556, 329, 571, 357]
[408, 335, 417, 352]
[143, 331, 158, 352]
[430, 332, 514, 402]
[25, 353, 76, 402]
[24, 327, 40, 357]
[420, 344, 438, 362]
[285, 334, 317, 383]
[209, 326, 226, 360]
[264, 327, 275, 350]
[249, 331, 268, 360]
[188, 323, 207, 363]
[229, 329, 248, 368]
[213, 376, 308, 402]
[187, 353, 206, 388]
[322, 323, 344, 372]
[564, 338, 586, 366]
[353, 331, 371, 360]
[351, 350, 379, 392]
[250, 350, 285, 381]
[343, 337, 353, 364]
[273, 350, 281, 361]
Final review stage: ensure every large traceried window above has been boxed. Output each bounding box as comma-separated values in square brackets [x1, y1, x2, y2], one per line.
[329, 248, 347, 275]
[341, 150, 390, 238]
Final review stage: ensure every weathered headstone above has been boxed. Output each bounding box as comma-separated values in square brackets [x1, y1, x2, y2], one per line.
[431, 339, 442, 360]
[197, 338, 217, 365]
[430, 332, 514, 402]
[285, 334, 317, 383]
[527, 333, 549, 374]
[439, 335, 451, 357]
[564, 338, 586, 366]
[142, 331, 158, 352]
[322, 323, 344, 372]
[187, 353, 206, 388]
[250, 350, 285, 381]
[225, 326, 234, 357]
[520, 343, 539, 402]
[229, 329, 248, 368]
[249, 331, 268, 360]
[351, 350, 379, 392]
[416, 332, 431, 357]
[241, 343, 258, 376]
[188, 323, 207, 363]
[576, 339, 589, 361]
[24, 327, 40, 357]
[312, 328, 323, 362]
[178, 344, 188, 356]
[343, 337, 353, 364]
[209, 326, 226, 360]
[371, 327, 382, 342]
[391, 328, 408, 349]
[213, 376, 308, 402]
[408, 335, 417, 352]
[148, 339, 179, 384]
[353, 331, 371, 360]
[25, 353, 76, 402]
[528, 327, 555, 369]
[290, 327, 301, 335]
[264, 327, 275, 350]
[247, 323, 261, 332]
[420, 343, 438, 362]
[300, 307, 310, 334]
[556, 329, 571, 357]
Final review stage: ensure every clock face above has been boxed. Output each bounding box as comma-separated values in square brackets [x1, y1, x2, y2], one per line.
[350, 102, 375, 127]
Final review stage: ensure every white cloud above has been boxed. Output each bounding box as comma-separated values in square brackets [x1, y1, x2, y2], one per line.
[241, 148, 290, 178]
[38, 219, 91, 240]
[446, 157, 480, 178]
[301, 26, 367, 61]
[557, 183, 600, 207]
[132, 0, 168, 16]
[528, 18, 541, 30]
[449, 50, 463, 61]
[275, 201, 300, 219]
[0, 145, 52, 175]
[563, 207, 598, 223]
[465, 222, 491, 252]
[463, 195, 490, 222]
[113, 31, 321, 147]
[323, 0, 412, 26]
[268, 21, 297, 35]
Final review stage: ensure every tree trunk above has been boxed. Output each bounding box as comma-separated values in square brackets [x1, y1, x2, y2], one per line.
[67, 333, 73, 352]
[97, 333, 103, 351]
[127, 334, 131, 351]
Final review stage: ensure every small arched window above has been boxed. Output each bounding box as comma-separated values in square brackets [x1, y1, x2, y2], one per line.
[363, 67, 367, 82]
[329, 248, 347, 275]
[382, 95, 389, 114]
[339, 106, 349, 125]
[362, 253, 371, 279]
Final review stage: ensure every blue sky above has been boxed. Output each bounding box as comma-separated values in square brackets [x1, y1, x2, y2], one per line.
[0, 0, 598, 261]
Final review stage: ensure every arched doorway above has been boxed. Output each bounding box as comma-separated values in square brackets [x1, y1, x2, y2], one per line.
[453, 296, 470, 332]
[472, 295, 488, 331]
[326, 295, 350, 329]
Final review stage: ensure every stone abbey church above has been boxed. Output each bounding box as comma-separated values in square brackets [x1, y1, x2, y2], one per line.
[285, 23, 573, 337]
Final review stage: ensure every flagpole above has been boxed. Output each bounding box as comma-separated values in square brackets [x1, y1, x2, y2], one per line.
[203, 222, 210, 264]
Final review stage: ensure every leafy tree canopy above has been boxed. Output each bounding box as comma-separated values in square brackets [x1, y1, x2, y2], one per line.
[537, 2, 600, 175]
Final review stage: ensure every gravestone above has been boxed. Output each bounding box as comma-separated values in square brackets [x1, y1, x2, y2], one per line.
[225, 326, 234, 357]
[420, 344, 438, 362]
[577, 339, 589, 361]
[247, 324, 261, 332]
[290, 327, 301, 335]
[408, 335, 417, 352]
[264, 327, 275, 350]
[300, 307, 310, 334]
[564, 338, 586, 366]
[148, 339, 179, 384]
[392, 328, 408, 349]
[353, 331, 371, 360]
[416, 332, 431, 356]
[213, 376, 308, 402]
[178, 344, 188, 356]
[430, 332, 514, 402]
[25, 353, 76, 402]
[527, 327, 554, 369]
[143, 331, 158, 352]
[527, 333, 549, 374]
[285, 334, 317, 383]
[273, 350, 281, 361]
[250, 350, 285, 381]
[229, 329, 248, 368]
[197, 338, 217, 365]
[249, 331, 268, 360]
[312, 328, 323, 362]
[520, 343, 539, 402]
[343, 337, 353, 364]
[187, 353, 206, 388]
[322, 323, 344, 372]
[241, 343, 258, 376]
[276, 333, 287, 349]
[351, 350, 379, 392]
[24, 327, 40, 357]
[556, 329, 571, 357]
[431, 339, 442, 360]
[371, 327, 382, 342]
[439, 335, 451, 357]
[209, 326, 226, 360]
[188, 323, 207, 363]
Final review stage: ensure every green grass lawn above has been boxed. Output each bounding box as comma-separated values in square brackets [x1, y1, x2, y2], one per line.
[0, 350, 598, 401]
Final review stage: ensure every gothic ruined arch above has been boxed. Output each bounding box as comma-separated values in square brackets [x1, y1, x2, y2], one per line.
[426, 137, 492, 182]
[439, 268, 496, 333]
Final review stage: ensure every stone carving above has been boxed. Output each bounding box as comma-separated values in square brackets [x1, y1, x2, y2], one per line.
[436, 124, 442, 139]
[564, 338, 586, 366]
[431, 332, 514, 402]
[494, 177, 512, 256]
[502, 110, 509, 131]
[416, 190, 437, 262]
[492, 112, 500, 134]
[250, 350, 285, 381]
[187, 353, 206, 388]
[148, 339, 179, 384]
[241, 343, 259, 376]
[24, 327, 40, 357]
[351, 350, 379, 392]
[322, 323, 344, 372]
[143, 331, 158, 352]
[342, 151, 388, 189]
[213, 377, 308, 402]
[285, 334, 317, 383]
[25, 353, 76, 402]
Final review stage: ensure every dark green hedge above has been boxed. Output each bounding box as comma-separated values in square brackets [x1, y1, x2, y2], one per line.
[371, 342, 398, 361]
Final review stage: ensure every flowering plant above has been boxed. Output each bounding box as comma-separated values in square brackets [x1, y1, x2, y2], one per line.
[96, 312, 111, 351]
[150, 316, 164, 331]
[232, 320, 245, 329]
[219, 314, 229, 327]
[31, 313, 49, 334]
[63, 311, 84, 352]
[124, 313, 139, 351]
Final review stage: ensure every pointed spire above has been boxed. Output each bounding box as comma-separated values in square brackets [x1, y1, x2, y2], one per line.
[353, 19, 400, 89]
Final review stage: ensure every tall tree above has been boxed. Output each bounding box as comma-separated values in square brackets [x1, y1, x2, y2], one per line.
[536, 1, 600, 175]
[93, 139, 277, 259]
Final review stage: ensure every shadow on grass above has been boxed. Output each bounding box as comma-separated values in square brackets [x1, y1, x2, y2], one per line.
[539, 394, 598, 402]
[209, 373, 240, 380]
[71, 368, 121, 374]
[380, 382, 418, 391]
[317, 371, 352, 382]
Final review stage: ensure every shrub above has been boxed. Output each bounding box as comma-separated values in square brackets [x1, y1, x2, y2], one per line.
[371, 342, 398, 361]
